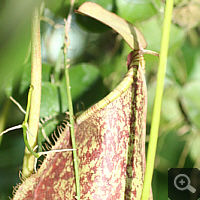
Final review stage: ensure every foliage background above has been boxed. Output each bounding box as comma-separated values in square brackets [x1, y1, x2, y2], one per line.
[0, 0, 200, 199]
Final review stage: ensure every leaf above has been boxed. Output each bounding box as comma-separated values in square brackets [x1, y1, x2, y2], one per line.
[75, 2, 147, 50]
[181, 81, 200, 129]
[40, 82, 60, 118]
[158, 130, 185, 166]
[62, 63, 100, 100]
[190, 133, 200, 162]
[116, 0, 157, 23]
[139, 17, 185, 53]
[20, 63, 52, 95]
[60, 63, 102, 113]
[13, 63, 149, 199]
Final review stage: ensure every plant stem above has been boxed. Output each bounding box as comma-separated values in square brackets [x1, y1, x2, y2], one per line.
[22, 4, 42, 177]
[22, 85, 40, 158]
[141, 0, 174, 199]
[64, 0, 80, 199]
[64, 61, 80, 199]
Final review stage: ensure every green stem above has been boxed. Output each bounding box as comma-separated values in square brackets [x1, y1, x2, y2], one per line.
[64, 55, 80, 199]
[141, 1, 174, 199]
[22, 85, 40, 158]
[54, 29, 65, 82]
[22, 4, 42, 177]
[63, 1, 80, 198]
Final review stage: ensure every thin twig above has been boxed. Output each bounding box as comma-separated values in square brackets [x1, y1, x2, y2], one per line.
[63, 0, 80, 199]
[10, 96, 26, 115]
[0, 125, 22, 137]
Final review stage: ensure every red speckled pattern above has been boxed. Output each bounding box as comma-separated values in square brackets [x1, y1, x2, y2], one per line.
[13, 64, 150, 200]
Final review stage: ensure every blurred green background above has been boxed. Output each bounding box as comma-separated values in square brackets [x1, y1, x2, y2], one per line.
[0, 0, 200, 199]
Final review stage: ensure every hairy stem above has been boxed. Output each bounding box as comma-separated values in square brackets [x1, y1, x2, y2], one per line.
[22, 4, 42, 177]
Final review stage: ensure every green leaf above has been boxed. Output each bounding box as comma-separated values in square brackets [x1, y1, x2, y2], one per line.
[40, 82, 60, 118]
[116, 0, 158, 23]
[157, 130, 185, 167]
[161, 88, 182, 123]
[190, 133, 200, 162]
[181, 81, 200, 129]
[44, 0, 70, 18]
[19, 63, 31, 94]
[2, 72, 14, 98]
[77, 0, 113, 11]
[139, 17, 185, 52]
[181, 43, 200, 82]
[20, 63, 52, 94]
[0, 0, 34, 89]
[61, 63, 100, 101]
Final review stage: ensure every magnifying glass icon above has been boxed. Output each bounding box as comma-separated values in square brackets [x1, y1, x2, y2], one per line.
[174, 174, 196, 193]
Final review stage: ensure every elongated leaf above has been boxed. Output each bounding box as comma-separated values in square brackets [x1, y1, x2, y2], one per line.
[76, 2, 147, 50]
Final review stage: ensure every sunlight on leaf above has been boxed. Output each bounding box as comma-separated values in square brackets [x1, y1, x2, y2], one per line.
[76, 2, 147, 50]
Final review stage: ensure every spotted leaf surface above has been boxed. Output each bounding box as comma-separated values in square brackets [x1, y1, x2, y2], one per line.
[13, 62, 149, 200]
